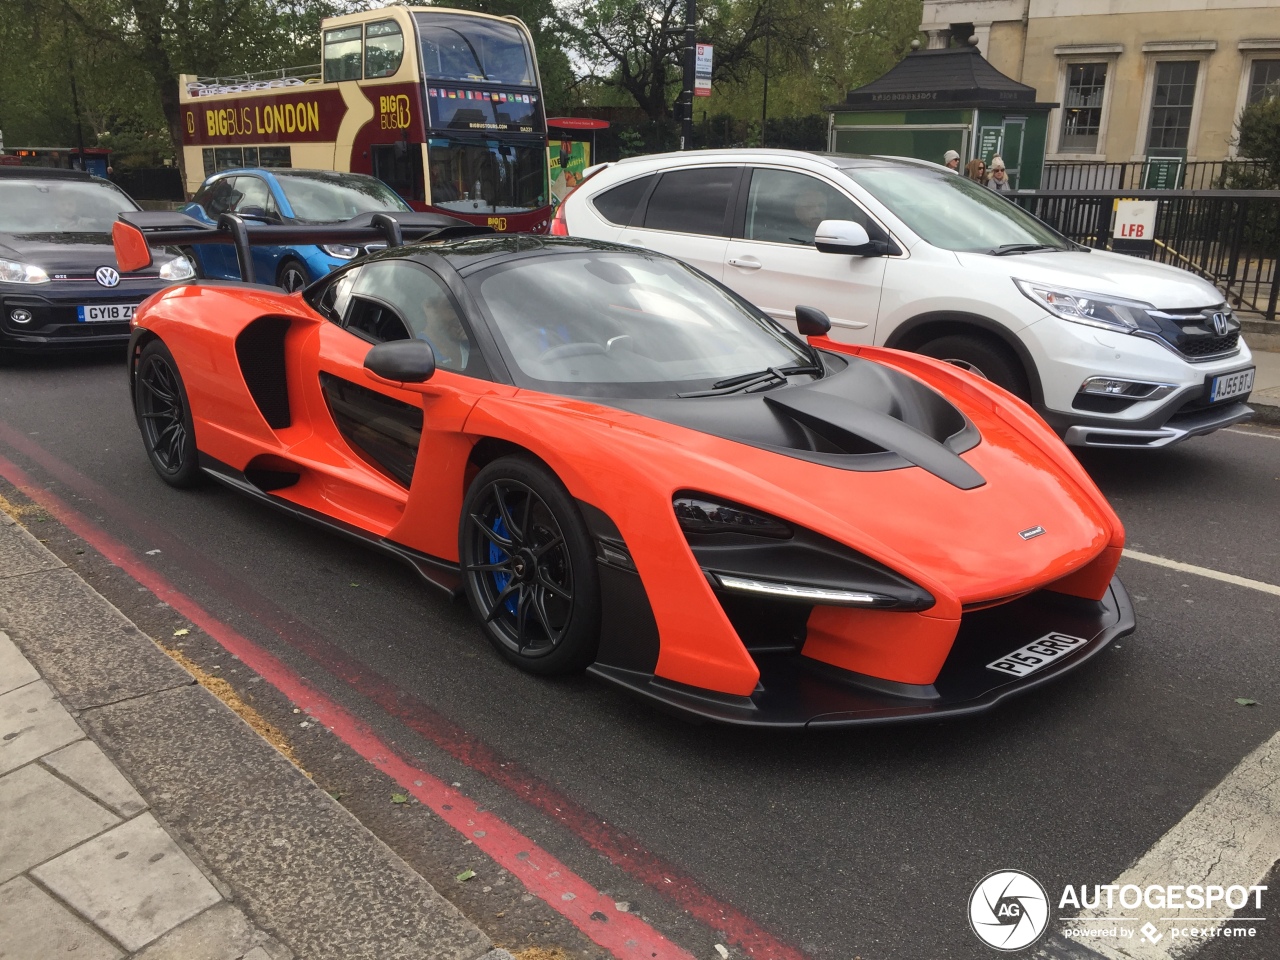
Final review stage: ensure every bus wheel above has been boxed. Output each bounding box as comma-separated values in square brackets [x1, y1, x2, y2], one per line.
[278, 260, 308, 293]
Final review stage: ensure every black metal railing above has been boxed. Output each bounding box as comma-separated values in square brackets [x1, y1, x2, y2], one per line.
[1042, 159, 1275, 191]
[1011, 189, 1280, 321]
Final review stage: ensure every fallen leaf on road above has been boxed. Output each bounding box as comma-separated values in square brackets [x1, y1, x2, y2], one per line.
[173, 628, 189, 636]
[456, 869, 475, 882]
[1235, 697, 1259, 706]
[391, 793, 409, 804]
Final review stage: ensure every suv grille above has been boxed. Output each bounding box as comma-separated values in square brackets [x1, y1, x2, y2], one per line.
[1178, 331, 1239, 358]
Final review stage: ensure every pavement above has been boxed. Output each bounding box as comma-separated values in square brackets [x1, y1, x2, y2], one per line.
[0, 507, 514, 959]
[1247, 340, 1280, 425]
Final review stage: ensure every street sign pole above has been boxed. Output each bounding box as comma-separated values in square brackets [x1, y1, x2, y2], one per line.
[681, 0, 695, 150]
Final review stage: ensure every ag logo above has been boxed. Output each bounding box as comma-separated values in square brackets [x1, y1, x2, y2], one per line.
[968, 870, 1049, 951]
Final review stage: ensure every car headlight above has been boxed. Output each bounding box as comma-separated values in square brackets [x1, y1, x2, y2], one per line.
[321, 244, 361, 260]
[0, 258, 50, 284]
[673, 496, 792, 539]
[158, 256, 195, 282]
[1015, 279, 1152, 333]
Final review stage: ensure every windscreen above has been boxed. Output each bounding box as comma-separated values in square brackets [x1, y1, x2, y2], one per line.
[428, 139, 546, 214]
[416, 13, 535, 85]
[843, 164, 1069, 254]
[0, 179, 139, 233]
[275, 174, 410, 222]
[469, 252, 810, 397]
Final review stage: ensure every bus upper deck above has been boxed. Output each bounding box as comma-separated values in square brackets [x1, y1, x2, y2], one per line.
[178, 7, 550, 233]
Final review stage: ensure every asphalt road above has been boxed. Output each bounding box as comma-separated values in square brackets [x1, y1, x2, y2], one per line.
[1, 347, 1277, 960]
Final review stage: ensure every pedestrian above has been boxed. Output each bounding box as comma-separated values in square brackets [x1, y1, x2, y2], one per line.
[943, 149, 960, 172]
[965, 158, 987, 183]
[988, 157, 1012, 192]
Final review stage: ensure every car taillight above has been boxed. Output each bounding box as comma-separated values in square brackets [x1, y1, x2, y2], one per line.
[550, 202, 569, 236]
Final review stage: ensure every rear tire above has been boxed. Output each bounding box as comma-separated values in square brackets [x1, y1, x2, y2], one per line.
[459, 456, 600, 675]
[134, 340, 202, 488]
[917, 333, 1031, 401]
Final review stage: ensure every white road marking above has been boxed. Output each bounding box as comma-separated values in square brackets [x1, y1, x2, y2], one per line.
[1122, 549, 1280, 598]
[1224, 427, 1280, 440]
[1038, 731, 1280, 960]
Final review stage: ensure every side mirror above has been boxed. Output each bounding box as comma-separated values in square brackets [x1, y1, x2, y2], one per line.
[364, 340, 436, 384]
[795, 305, 831, 337]
[814, 219, 881, 256]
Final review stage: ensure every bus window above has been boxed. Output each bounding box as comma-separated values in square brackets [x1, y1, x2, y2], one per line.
[427, 139, 545, 214]
[364, 20, 403, 79]
[372, 144, 424, 202]
[324, 25, 363, 82]
[416, 14, 534, 86]
[258, 146, 292, 168]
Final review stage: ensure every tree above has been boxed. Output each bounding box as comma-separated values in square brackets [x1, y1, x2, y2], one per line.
[568, 0, 809, 123]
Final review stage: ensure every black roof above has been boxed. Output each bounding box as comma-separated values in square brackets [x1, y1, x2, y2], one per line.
[0, 166, 98, 180]
[829, 45, 1057, 112]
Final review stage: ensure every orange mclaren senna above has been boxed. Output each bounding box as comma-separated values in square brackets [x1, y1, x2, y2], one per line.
[112, 210, 1133, 727]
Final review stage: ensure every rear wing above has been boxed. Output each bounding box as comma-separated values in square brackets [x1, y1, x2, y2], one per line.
[112, 210, 492, 285]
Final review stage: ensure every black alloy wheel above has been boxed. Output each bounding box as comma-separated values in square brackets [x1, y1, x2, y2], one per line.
[917, 333, 1031, 401]
[278, 259, 308, 293]
[460, 457, 600, 675]
[134, 340, 202, 488]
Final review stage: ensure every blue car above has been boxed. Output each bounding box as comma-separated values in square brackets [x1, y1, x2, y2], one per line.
[181, 169, 413, 291]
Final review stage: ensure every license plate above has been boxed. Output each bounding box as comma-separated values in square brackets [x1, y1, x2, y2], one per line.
[987, 632, 1087, 678]
[77, 303, 136, 323]
[1209, 367, 1255, 403]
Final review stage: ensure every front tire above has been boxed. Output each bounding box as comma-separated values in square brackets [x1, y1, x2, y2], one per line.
[459, 457, 600, 675]
[134, 340, 202, 488]
[277, 259, 309, 293]
[917, 333, 1031, 400]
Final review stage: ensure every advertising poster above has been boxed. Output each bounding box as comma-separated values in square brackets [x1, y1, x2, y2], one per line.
[549, 139, 591, 209]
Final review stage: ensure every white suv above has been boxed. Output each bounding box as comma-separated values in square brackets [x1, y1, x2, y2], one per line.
[555, 149, 1256, 447]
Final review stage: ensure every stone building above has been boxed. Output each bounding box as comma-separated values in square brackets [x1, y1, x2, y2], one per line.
[919, 0, 1280, 163]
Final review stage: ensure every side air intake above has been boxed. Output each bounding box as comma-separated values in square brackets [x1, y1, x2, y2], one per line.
[235, 317, 291, 429]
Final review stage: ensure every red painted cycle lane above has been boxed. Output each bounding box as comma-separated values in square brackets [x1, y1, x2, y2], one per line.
[0, 421, 811, 960]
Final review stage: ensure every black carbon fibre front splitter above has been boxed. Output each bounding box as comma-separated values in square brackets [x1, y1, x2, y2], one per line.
[587, 576, 1135, 728]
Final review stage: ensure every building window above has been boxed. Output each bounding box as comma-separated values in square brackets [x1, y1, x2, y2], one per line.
[1061, 63, 1108, 153]
[1248, 59, 1280, 103]
[1146, 61, 1199, 151]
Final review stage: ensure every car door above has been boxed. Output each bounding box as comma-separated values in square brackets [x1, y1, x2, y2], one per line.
[722, 167, 889, 344]
[225, 176, 290, 286]
[306, 258, 495, 553]
[616, 166, 741, 280]
[186, 177, 240, 279]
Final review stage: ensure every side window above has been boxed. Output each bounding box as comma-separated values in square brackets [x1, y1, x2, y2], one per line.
[346, 260, 475, 373]
[590, 174, 655, 226]
[318, 372, 423, 488]
[642, 167, 738, 236]
[744, 169, 869, 246]
[323, 25, 363, 82]
[199, 178, 239, 218]
[364, 20, 404, 78]
[230, 177, 278, 219]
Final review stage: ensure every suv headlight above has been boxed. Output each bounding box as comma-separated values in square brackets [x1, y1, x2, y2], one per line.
[321, 244, 361, 260]
[158, 256, 195, 282]
[1015, 279, 1152, 333]
[0, 258, 50, 284]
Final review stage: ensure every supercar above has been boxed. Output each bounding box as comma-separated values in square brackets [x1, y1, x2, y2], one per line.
[110, 210, 1134, 727]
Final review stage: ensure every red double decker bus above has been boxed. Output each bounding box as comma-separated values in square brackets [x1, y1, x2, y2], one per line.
[179, 6, 550, 233]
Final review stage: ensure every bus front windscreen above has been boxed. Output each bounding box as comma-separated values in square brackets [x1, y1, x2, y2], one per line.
[427, 139, 546, 215]
[416, 13, 535, 86]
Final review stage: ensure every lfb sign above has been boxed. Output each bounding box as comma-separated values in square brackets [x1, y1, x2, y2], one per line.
[1113, 199, 1158, 255]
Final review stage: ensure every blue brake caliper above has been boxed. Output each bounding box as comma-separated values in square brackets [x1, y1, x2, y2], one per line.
[490, 515, 518, 615]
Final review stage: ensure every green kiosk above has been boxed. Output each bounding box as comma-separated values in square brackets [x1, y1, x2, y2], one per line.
[827, 44, 1056, 190]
